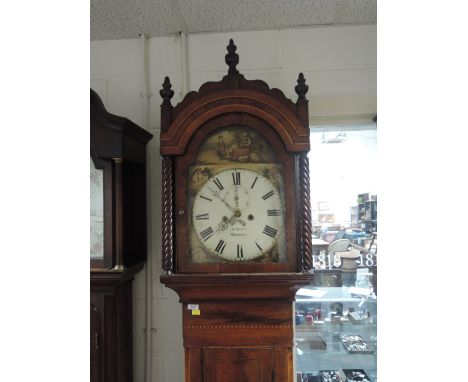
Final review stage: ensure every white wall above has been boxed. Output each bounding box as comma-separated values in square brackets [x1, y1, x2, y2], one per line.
[90, 24, 376, 382]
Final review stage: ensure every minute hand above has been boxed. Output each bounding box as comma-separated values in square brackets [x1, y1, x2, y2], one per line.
[207, 186, 236, 212]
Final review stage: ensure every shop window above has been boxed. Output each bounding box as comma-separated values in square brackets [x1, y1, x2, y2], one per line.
[295, 125, 377, 382]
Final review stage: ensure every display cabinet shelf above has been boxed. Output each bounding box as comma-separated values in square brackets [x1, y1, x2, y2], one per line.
[295, 286, 377, 381]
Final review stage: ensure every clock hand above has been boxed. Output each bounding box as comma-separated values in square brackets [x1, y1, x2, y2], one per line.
[206, 186, 236, 212]
[214, 222, 226, 233]
[229, 219, 246, 226]
[225, 211, 246, 226]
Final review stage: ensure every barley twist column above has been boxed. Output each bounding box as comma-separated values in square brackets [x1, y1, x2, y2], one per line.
[161, 156, 174, 275]
[299, 153, 312, 272]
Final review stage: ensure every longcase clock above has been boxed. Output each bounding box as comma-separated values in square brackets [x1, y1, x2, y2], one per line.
[159, 40, 314, 382]
[90, 89, 153, 382]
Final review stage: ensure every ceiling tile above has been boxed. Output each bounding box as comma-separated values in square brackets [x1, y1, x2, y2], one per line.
[91, 0, 376, 41]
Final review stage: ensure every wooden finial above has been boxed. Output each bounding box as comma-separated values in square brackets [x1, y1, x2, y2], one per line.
[295, 73, 309, 101]
[160, 76, 174, 105]
[225, 39, 239, 74]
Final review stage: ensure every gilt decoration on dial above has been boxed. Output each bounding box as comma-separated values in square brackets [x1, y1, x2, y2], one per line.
[187, 126, 287, 264]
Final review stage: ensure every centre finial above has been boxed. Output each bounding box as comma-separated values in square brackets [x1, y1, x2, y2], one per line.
[225, 39, 239, 74]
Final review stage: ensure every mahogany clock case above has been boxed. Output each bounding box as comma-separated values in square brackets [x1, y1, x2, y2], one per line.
[158, 40, 314, 382]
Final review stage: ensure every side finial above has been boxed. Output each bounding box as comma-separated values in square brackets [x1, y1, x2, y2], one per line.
[160, 76, 174, 105]
[225, 39, 239, 74]
[295, 73, 309, 101]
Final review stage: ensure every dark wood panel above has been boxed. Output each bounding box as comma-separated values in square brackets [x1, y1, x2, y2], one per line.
[91, 89, 153, 163]
[184, 326, 292, 347]
[91, 265, 143, 382]
[90, 304, 101, 382]
[274, 346, 293, 382]
[122, 161, 147, 267]
[204, 347, 273, 382]
[116, 281, 133, 382]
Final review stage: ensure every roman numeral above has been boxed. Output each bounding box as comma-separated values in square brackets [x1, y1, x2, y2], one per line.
[237, 244, 244, 259]
[262, 225, 277, 238]
[200, 195, 212, 202]
[213, 178, 224, 190]
[262, 190, 274, 200]
[195, 213, 209, 220]
[232, 171, 241, 185]
[267, 209, 281, 216]
[215, 240, 227, 254]
[200, 227, 214, 241]
[255, 242, 263, 251]
[250, 176, 258, 189]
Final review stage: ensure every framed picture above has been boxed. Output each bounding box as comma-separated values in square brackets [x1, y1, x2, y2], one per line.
[312, 270, 342, 287]
[318, 202, 329, 211]
[319, 214, 335, 223]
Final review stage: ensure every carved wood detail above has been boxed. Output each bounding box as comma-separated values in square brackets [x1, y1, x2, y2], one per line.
[295, 73, 309, 127]
[160, 41, 310, 158]
[173, 74, 298, 118]
[160, 76, 174, 105]
[160, 77, 174, 131]
[294, 73, 309, 101]
[161, 156, 175, 275]
[299, 153, 313, 272]
[160, 93, 309, 155]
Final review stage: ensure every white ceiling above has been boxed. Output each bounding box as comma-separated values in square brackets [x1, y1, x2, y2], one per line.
[91, 0, 377, 41]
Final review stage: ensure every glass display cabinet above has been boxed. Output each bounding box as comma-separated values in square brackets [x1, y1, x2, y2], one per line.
[295, 269, 377, 382]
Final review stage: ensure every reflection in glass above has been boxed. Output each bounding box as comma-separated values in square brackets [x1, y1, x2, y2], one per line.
[296, 127, 377, 381]
[90, 158, 104, 260]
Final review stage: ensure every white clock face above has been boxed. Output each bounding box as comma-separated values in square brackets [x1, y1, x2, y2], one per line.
[191, 168, 285, 261]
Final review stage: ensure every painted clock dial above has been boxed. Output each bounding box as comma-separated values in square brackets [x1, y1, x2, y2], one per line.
[192, 168, 284, 261]
[187, 125, 288, 265]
